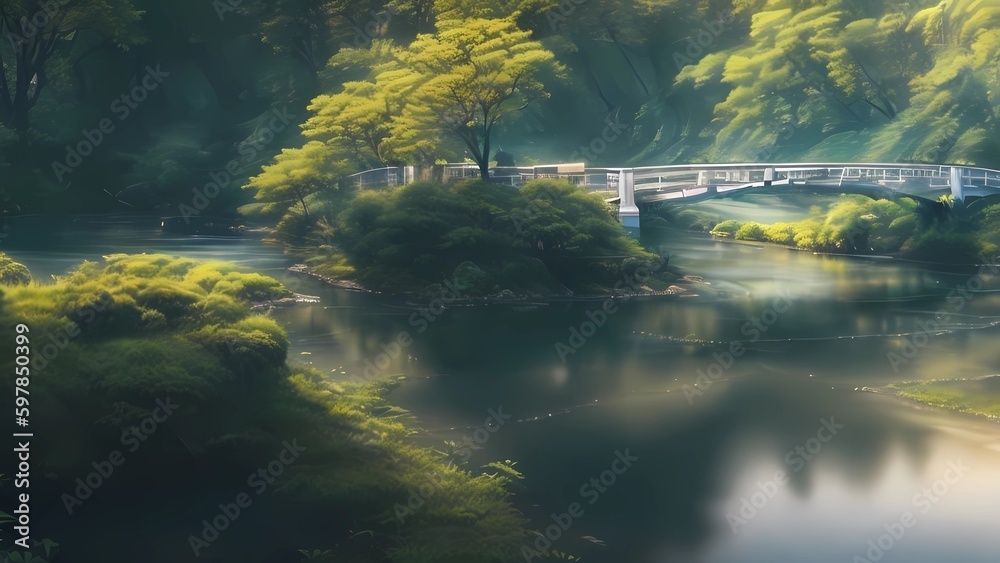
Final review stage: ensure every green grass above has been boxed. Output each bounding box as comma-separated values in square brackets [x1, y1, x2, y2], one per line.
[882, 378, 1000, 420]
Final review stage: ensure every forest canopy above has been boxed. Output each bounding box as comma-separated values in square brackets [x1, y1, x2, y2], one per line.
[3, 0, 1000, 215]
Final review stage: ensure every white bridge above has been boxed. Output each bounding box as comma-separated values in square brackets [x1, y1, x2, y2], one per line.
[348, 163, 1000, 233]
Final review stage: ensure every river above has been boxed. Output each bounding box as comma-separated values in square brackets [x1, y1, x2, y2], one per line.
[6, 210, 1000, 563]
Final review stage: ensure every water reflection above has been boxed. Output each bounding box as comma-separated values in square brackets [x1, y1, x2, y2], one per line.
[8, 215, 1000, 562]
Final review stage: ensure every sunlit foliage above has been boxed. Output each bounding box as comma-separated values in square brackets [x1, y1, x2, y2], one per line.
[712, 195, 931, 254]
[0, 252, 30, 285]
[0, 254, 529, 561]
[676, 0, 1000, 165]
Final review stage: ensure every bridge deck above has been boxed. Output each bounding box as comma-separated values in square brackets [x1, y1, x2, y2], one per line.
[347, 162, 1000, 205]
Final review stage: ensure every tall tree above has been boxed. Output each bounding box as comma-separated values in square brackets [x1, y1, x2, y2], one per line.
[0, 0, 144, 141]
[385, 17, 562, 179]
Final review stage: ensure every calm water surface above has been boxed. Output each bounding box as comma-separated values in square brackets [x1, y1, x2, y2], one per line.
[7, 212, 1000, 563]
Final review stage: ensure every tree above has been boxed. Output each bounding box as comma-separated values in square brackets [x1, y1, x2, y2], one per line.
[304, 81, 396, 168]
[302, 40, 404, 168]
[384, 17, 562, 179]
[0, 0, 144, 141]
[244, 140, 351, 223]
[867, 0, 1000, 163]
[386, 0, 436, 33]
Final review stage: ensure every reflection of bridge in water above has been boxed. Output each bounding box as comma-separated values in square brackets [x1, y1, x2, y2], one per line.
[348, 163, 1000, 233]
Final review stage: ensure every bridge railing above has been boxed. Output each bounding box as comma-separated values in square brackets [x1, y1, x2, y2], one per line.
[347, 162, 1000, 200]
[347, 166, 413, 189]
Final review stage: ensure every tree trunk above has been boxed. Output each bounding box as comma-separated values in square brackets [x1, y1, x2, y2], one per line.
[479, 133, 491, 181]
[11, 85, 30, 144]
[4, 98, 29, 142]
[299, 195, 312, 221]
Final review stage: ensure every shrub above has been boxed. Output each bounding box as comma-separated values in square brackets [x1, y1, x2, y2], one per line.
[764, 223, 797, 245]
[213, 272, 291, 302]
[329, 178, 657, 296]
[135, 281, 205, 319]
[711, 219, 744, 237]
[0, 253, 31, 286]
[735, 222, 767, 241]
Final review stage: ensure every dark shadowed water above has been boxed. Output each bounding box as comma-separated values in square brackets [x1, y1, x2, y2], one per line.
[6, 211, 1000, 563]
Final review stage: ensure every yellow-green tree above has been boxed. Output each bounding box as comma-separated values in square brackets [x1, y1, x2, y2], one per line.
[384, 17, 562, 178]
[304, 81, 396, 169]
[867, 0, 1000, 163]
[243, 141, 351, 222]
[303, 39, 410, 169]
[676, 0, 931, 161]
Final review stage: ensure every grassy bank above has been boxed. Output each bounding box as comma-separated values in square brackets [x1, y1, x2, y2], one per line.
[698, 195, 1000, 264]
[0, 254, 527, 562]
[881, 378, 1000, 422]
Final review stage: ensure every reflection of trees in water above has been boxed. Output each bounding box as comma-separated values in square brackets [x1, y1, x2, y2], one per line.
[524, 374, 931, 562]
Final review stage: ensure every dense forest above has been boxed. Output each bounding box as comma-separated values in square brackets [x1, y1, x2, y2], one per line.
[2, 0, 999, 218]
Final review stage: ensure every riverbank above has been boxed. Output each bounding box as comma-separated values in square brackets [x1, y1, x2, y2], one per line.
[867, 378, 1000, 423]
[287, 262, 710, 305]
[0, 253, 530, 562]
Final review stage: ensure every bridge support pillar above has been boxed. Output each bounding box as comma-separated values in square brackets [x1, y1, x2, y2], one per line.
[950, 166, 965, 204]
[617, 168, 640, 236]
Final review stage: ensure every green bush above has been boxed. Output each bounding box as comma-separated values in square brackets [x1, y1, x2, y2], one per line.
[0, 253, 31, 286]
[212, 272, 291, 302]
[735, 222, 767, 241]
[711, 219, 745, 237]
[329, 179, 662, 296]
[135, 280, 205, 319]
[764, 223, 797, 245]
